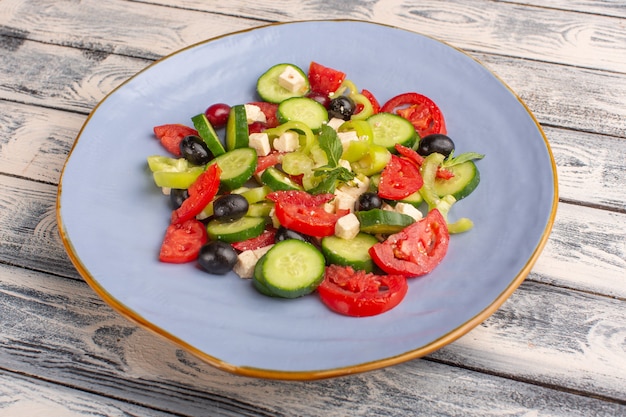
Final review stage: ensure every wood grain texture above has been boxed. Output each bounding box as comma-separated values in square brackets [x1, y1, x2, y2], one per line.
[500, 0, 626, 19]
[0, 370, 176, 417]
[1, 264, 624, 416]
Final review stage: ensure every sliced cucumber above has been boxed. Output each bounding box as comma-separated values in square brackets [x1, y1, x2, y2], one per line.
[367, 112, 418, 151]
[191, 113, 226, 157]
[225, 105, 249, 151]
[210, 147, 257, 191]
[356, 208, 415, 235]
[321, 233, 379, 272]
[253, 239, 325, 299]
[206, 216, 266, 243]
[399, 190, 424, 207]
[246, 201, 274, 217]
[433, 160, 480, 200]
[277, 97, 328, 132]
[256, 63, 310, 104]
[260, 167, 303, 191]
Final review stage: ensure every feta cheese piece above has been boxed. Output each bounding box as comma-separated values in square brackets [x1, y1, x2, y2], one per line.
[278, 65, 307, 93]
[337, 130, 359, 151]
[326, 117, 345, 131]
[336, 175, 369, 200]
[395, 202, 424, 221]
[333, 190, 357, 212]
[338, 158, 352, 171]
[248, 132, 271, 156]
[273, 130, 300, 152]
[381, 202, 395, 212]
[335, 212, 360, 240]
[233, 244, 274, 279]
[244, 104, 267, 124]
[161, 187, 171, 196]
[233, 250, 258, 279]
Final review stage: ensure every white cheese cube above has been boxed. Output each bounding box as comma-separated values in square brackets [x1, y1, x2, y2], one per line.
[233, 250, 258, 279]
[161, 187, 171, 195]
[333, 190, 357, 212]
[336, 175, 369, 200]
[338, 159, 352, 171]
[395, 202, 424, 221]
[243, 104, 267, 124]
[326, 117, 345, 131]
[335, 213, 360, 240]
[273, 130, 300, 152]
[252, 244, 273, 259]
[278, 65, 307, 93]
[248, 132, 271, 156]
[337, 130, 359, 151]
[381, 202, 395, 212]
[324, 202, 336, 214]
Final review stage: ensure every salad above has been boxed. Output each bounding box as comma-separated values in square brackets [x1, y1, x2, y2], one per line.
[146, 61, 484, 317]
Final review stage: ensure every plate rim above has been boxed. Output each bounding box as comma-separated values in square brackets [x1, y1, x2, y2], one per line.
[56, 19, 559, 380]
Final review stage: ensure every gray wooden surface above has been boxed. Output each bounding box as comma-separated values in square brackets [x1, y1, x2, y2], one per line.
[1, 1, 625, 416]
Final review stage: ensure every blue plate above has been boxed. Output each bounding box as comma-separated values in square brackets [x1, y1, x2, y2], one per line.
[57, 21, 557, 380]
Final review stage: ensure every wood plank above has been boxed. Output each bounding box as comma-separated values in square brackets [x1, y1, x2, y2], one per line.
[1, 170, 624, 297]
[99, 0, 626, 73]
[1, 264, 624, 416]
[0, 370, 177, 417]
[0, 37, 624, 139]
[500, 0, 626, 19]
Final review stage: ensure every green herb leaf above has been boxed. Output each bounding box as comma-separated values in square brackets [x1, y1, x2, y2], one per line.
[317, 125, 343, 168]
[309, 166, 355, 194]
[442, 151, 485, 167]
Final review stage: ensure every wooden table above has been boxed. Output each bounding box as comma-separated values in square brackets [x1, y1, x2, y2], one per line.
[1, 1, 625, 415]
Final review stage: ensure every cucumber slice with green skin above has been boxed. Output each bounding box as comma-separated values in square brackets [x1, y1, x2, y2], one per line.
[260, 167, 303, 191]
[252, 256, 276, 297]
[356, 208, 415, 234]
[277, 97, 329, 133]
[399, 189, 424, 207]
[321, 233, 379, 272]
[256, 63, 310, 104]
[209, 147, 257, 191]
[206, 216, 266, 243]
[191, 113, 226, 157]
[433, 160, 480, 200]
[225, 105, 249, 151]
[367, 112, 418, 151]
[254, 239, 325, 299]
[246, 201, 274, 217]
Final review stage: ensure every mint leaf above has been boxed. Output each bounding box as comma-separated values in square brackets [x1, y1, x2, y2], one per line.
[309, 166, 355, 194]
[317, 125, 343, 168]
[443, 151, 485, 167]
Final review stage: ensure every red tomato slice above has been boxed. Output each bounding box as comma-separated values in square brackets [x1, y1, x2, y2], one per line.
[171, 164, 221, 224]
[381, 93, 447, 138]
[159, 219, 208, 263]
[308, 61, 346, 95]
[395, 144, 454, 179]
[231, 227, 277, 252]
[153, 124, 198, 157]
[255, 151, 284, 174]
[369, 209, 450, 277]
[318, 265, 408, 317]
[248, 101, 279, 128]
[357, 89, 381, 115]
[378, 154, 424, 200]
[267, 191, 341, 237]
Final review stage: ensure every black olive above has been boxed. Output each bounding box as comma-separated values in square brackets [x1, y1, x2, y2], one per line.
[179, 135, 213, 165]
[416, 134, 455, 157]
[275, 226, 312, 243]
[328, 96, 356, 120]
[356, 192, 383, 211]
[198, 241, 238, 275]
[169, 188, 189, 210]
[212, 194, 249, 222]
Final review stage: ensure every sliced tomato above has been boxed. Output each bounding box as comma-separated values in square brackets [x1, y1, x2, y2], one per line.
[369, 209, 449, 277]
[159, 219, 208, 263]
[171, 163, 221, 224]
[378, 154, 424, 200]
[381, 93, 446, 138]
[395, 144, 454, 179]
[318, 265, 408, 317]
[308, 61, 346, 95]
[248, 101, 279, 128]
[153, 124, 198, 157]
[357, 89, 381, 115]
[231, 227, 277, 252]
[267, 190, 342, 237]
[255, 151, 284, 174]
